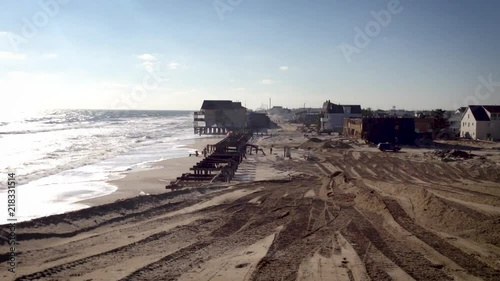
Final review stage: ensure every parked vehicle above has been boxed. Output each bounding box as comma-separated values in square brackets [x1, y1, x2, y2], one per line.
[377, 142, 401, 152]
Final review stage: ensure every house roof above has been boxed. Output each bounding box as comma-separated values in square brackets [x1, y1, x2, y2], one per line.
[201, 100, 244, 110]
[322, 101, 343, 113]
[449, 112, 464, 121]
[469, 106, 490, 121]
[322, 100, 361, 114]
[343, 105, 362, 114]
[483, 105, 500, 114]
[247, 112, 267, 116]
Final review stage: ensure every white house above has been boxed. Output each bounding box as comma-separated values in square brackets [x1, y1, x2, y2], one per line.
[320, 100, 362, 133]
[460, 105, 500, 140]
[449, 107, 467, 136]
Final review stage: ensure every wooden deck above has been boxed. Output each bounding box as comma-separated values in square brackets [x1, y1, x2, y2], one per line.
[167, 132, 254, 188]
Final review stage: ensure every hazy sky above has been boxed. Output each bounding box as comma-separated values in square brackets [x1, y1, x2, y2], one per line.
[1, 0, 499, 112]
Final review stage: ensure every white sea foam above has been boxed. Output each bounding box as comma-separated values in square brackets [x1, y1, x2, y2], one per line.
[0, 110, 200, 224]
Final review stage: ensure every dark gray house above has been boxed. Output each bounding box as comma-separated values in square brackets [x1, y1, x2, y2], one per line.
[320, 100, 362, 133]
[194, 100, 247, 135]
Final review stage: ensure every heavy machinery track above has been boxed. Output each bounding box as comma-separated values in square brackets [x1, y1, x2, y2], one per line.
[5, 149, 500, 281]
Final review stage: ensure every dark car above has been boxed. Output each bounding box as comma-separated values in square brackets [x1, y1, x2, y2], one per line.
[377, 142, 401, 152]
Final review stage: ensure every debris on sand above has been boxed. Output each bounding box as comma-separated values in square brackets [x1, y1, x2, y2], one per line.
[427, 149, 474, 161]
[308, 137, 323, 143]
[303, 153, 318, 161]
[300, 139, 352, 149]
[322, 140, 353, 149]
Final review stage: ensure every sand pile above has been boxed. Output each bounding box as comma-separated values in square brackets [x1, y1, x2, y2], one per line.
[300, 138, 324, 149]
[401, 187, 499, 245]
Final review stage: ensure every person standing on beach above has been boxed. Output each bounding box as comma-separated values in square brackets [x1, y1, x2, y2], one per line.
[270, 145, 273, 154]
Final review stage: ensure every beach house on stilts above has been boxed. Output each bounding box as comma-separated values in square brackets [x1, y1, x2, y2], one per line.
[194, 100, 248, 135]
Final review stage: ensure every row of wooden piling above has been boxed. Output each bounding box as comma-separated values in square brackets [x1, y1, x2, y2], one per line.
[167, 132, 253, 188]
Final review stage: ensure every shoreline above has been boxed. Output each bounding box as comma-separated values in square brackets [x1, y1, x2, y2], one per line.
[79, 137, 224, 206]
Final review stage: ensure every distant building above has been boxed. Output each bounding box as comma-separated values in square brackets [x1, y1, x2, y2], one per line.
[247, 112, 271, 131]
[320, 100, 361, 133]
[448, 107, 467, 136]
[415, 110, 432, 118]
[373, 110, 389, 118]
[388, 109, 416, 118]
[460, 105, 500, 140]
[268, 105, 291, 115]
[194, 100, 247, 135]
[344, 117, 416, 145]
[294, 111, 321, 127]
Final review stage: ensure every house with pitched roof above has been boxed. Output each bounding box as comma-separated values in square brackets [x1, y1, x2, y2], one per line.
[460, 105, 500, 140]
[194, 100, 247, 135]
[320, 100, 362, 133]
[449, 107, 467, 136]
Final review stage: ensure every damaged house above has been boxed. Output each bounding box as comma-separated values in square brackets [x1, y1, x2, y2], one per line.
[320, 100, 361, 133]
[194, 100, 247, 135]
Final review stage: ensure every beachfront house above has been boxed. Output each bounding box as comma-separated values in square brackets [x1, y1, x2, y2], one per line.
[194, 100, 247, 135]
[344, 117, 416, 145]
[247, 111, 271, 132]
[320, 100, 361, 133]
[460, 105, 500, 140]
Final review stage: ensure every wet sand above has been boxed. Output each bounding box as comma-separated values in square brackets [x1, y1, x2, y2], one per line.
[80, 137, 223, 206]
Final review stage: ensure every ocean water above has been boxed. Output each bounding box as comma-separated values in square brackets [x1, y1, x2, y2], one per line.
[0, 109, 200, 224]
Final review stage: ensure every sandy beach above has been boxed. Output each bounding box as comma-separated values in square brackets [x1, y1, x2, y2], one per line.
[2, 123, 500, 281]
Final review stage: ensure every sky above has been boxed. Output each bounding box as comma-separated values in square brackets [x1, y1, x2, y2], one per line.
[0, 0, 500, 112]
